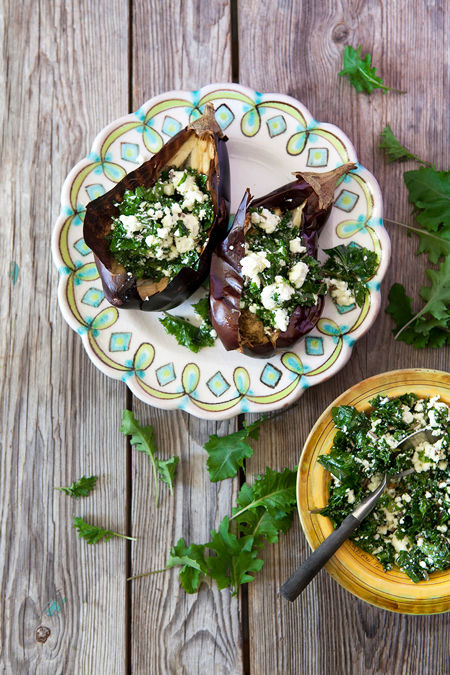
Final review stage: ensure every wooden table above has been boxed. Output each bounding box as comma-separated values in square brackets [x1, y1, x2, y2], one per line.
[2, 1, 449, 672]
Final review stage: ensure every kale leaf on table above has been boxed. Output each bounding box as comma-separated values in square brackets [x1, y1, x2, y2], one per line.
[338, 45, 404, 94]
[132, 466, 298, 595]
[379, 124, 430, 165]
[203, 419, 262, 482]
[120, 410, 179, 506]
[159, 297, 216, 353]
[379, 126, 450, 348]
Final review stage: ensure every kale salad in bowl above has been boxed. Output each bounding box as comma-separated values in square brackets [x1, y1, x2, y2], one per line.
[297, 369, 450, 614]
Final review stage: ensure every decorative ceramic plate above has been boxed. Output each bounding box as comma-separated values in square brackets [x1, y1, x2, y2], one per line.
[298, 368, 450, 614]
[51, 83, 389, 420]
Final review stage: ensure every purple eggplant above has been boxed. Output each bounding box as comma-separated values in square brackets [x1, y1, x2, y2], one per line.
[210, 163, 356, 357]
[83, 103, 230, 311]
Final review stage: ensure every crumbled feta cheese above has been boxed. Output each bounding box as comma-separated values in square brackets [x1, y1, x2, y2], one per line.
[163, 183, 175, 195]
[119, 214, 142, 235]
[273, 308, 290, 332]
[289, 237, 307, 254]
[175, 236, 195, 253]
[261, 280, 295, 310]
[182, 213, 200, 237]
[401, 407, 414, 424]
[368, 473, 383, 492]
[391, 534, 410, 553]
[240, 251, 271, 286]
[288, 261, 309, 289]
[145, 234, 158, 247]
[325, 278, 356, 306]
[412, 439, 442, 472]
[428, 409, 439, 427]
[346, 489, 356, 504]
[250, 208, 280, 233]
[382, 434, 398, 449]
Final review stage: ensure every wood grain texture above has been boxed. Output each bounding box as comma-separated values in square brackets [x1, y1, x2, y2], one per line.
[1, 1, 449, 673]
[238, 1, 450, 673]
[0, 1, 129, 672]
[129, 3, 242, 674]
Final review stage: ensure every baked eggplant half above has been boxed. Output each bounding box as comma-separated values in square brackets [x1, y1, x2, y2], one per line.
[210, 163, 356, 357]
[84, 103, 230, 311]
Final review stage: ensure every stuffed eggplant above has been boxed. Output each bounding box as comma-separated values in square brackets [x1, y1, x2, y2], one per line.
[210, 163, 356, 356]
[84, 103, 230, 311]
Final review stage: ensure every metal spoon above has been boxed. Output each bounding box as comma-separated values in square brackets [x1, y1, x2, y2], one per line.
[279, 428, 442, 602]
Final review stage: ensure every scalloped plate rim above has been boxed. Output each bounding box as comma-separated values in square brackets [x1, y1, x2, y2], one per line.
[51, 82, 389, 420]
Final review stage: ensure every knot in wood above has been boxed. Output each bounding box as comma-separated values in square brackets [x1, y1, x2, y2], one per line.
[35, 625, 51, 644]
[332, 23, 350, 43]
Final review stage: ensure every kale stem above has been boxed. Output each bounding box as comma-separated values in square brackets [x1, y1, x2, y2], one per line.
[230, 488, 288, 521]
[113, 532, 137, 541]
[394, 269, 449, 340]
[149, 450, 160, 508]
[127, 567, 168, 581]
[384, 218, 448, 246]
[356, 66, 406, 93]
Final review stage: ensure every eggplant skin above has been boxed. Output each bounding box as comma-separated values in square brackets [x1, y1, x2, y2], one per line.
[210, 163, 356, 357]
[210, 189, 252, 351]
[83, 104, 230, 311]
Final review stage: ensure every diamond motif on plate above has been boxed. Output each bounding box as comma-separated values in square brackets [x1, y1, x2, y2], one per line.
[109, 332, 131, 352]
[306, 148, 329, 167]
[81, 287, 104, 308]
[334, 189, 359, 212]
[156, 362, 176, 386]
[260, 363, 282, 388]
[215, 103, 235, 130]
[161, 116, 182, 137]
[305, 336, 324, 355]
[85, 184, 106, 200]
[207, 371, 230, 397]
[74, 238, 91, 256]
[336, 302, 356, 314]
[266, 115, 287, 138]
[120, 142, 140, 163]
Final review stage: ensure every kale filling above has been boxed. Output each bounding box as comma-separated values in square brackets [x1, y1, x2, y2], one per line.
[318, 394, 450, 582]
[108, 167, 214, 282]
[240, 206, 325, 333]
[239, 205, 378, 335]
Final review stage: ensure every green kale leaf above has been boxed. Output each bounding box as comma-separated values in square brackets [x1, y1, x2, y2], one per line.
[338, 45, 404, 94]
[204, 420, 262, 482]
[159, 297, 215, 353]
[120, 410, 179, 506]
[379, 125, 429, 165]
[322, 244, 379, 306]
[55, 475, 98, 498]
[404, 166, 450, 233]
[386, 264, 450, 349]
[132, 466, 298, 596]
[73, 516, 136, 545]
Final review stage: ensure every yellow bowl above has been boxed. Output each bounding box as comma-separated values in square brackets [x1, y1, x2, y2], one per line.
[297, 368, 450, 614]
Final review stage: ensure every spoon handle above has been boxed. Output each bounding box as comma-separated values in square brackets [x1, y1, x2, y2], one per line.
[279, 514, 360, 601]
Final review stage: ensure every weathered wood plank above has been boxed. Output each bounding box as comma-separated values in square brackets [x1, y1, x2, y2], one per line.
[0, 1, 129, 672]
[238, 0, 450, 673]
[129, 2, 243, 674]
